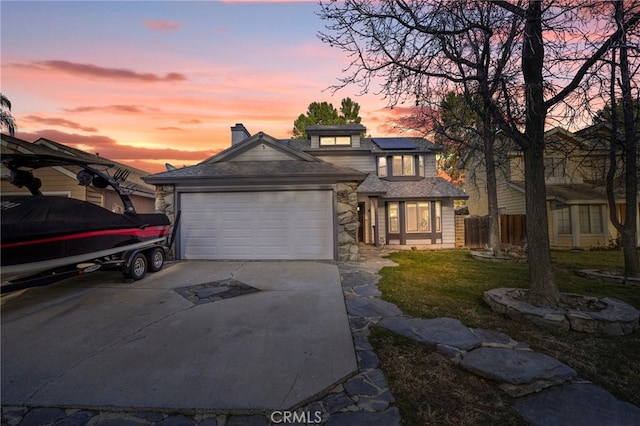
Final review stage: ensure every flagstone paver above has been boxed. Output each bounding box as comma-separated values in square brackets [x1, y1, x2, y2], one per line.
[378, 316, 482, 350]
[460, 347, 577, 396]
[514, 383, 640, 426]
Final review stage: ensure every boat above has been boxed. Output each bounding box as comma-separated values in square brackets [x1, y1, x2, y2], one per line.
[1, 153, 172, 291]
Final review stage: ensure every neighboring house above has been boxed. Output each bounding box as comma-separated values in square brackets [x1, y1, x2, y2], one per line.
[144, 124, 467, 261]
[463, 126, 640, 248]
[1, 134, 156, 213]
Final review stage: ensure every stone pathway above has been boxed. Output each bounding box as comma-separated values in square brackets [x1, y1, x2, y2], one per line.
[3, 247, 639, 425]
[342, 245, 640, 425]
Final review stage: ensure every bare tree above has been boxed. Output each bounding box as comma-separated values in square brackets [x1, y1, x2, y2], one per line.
[603, 0, 639, 279]
[489, 1, 640, 303]
[319, 0, 521, 258]
[319, 0, 640, 306]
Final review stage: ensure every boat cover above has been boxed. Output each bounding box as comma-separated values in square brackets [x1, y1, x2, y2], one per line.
[1, 196, 170, 245]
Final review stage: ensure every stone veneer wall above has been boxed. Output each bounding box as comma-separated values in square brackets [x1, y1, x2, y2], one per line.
[153, 183, 360, 262]
[155, 184, 176, 259]
[336, 182, 360, 262]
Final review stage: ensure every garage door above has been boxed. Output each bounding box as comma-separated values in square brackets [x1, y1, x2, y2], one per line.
[179, 191, 334, 260]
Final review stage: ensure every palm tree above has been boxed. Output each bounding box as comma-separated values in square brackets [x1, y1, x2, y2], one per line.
[1, 93, 17, 136]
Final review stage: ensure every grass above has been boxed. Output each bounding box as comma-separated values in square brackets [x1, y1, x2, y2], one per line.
[370, 249, 640, 425]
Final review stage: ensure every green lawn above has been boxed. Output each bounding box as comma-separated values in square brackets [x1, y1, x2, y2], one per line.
[370, 249, 640, 425]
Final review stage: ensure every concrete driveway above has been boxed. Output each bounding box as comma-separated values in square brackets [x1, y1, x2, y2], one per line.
[1, 261, 357, 413]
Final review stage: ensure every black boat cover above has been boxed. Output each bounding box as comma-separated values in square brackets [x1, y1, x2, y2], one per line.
[1, 196, 170, 245]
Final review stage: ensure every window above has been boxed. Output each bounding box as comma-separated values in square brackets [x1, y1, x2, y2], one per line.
[544, 157, 566, 179]
[406, 202, 430, 233]
[392, 155, 415, 176]
[378, 157, 387, 177]
[320, 136, 351, 146]
[579, 205, 603, 234]
[557, 205, 571, 234]
[388, 203, 399, 233]
[418, 155, 425, 177]
[435, 201, 441, 232]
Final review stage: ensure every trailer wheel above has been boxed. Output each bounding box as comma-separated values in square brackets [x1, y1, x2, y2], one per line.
[125, 253, 147, 280]
[146, 247, 165, 272]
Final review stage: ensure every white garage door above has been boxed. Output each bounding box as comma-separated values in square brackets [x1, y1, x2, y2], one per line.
[179, 191, 334, 260]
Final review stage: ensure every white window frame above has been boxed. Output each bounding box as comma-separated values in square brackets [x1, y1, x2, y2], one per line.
[579, 205, 604, 234]
[320, 136, 351, 146]
[556, 204, 572, 235]
[378, 157, 387, 177]
[405, 201, 431, 233]
[388, 202, 399, 233]
[392, 155, 415, 176]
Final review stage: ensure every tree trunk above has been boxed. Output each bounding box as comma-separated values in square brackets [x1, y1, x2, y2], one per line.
[522, 1, 560, 306]
[617, 0, 640, 278]
[484, 132, 502, 257]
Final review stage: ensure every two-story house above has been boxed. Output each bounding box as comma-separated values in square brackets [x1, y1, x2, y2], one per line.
[464, 126, 640, 248]
[144, 124, 467, 261]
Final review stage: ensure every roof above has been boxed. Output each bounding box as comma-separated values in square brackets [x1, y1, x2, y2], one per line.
[306, 124, 366, 135]
[508, 181, 631, 203]
[285, 137, 441, 154]
[145, 131, 366, 185]
[372, 138, 418, 150]
[1, 134, 156, 196]
[202, 131, 319, 164]
[146, 160, 364, 181]
[358, 173, 468, 199]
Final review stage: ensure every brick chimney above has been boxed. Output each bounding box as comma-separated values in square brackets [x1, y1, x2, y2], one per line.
[231, 123, 251, 146]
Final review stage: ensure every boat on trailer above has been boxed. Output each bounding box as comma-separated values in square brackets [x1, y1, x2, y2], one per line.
[1, 153, 174, 293]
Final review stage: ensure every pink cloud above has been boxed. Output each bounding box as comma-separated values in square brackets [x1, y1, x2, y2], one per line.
[144, 20, 182, 33]
[16, 60, 186, 82]
[65, 105, 160, 114]
[22, 115, 98, 132]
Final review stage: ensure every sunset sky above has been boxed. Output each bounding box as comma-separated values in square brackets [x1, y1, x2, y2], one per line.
[1, 0, 408, 173]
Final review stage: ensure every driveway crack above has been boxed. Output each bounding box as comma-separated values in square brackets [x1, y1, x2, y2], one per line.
[279, 350, 313, 407]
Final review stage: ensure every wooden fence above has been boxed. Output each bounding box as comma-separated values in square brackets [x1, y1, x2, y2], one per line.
[457, 214, 526, 249]
[500, 214, 526, 246]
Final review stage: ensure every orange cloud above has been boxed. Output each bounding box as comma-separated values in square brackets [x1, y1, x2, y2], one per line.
[144, 20, 182, 33]
[15, 129, 219, 173]
[16, 60, 187, 82]
[22, 115, 98, 132]
[156, 126, 183, 131]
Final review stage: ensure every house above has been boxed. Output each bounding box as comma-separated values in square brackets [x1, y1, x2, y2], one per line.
[144, 124, 467, 261]
[1, 134, 156, 213]
[463, 126, 640, 248]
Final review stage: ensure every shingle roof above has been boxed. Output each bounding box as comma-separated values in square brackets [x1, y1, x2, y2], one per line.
[358, 173, 468, 199]
[144, 160, 365, 184]
[284, 137, 441, 153]
[1, 134, 155, 195]
[509, 181, 631, 202]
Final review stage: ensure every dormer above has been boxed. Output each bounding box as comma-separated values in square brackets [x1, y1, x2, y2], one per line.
[372, 138, 430, 180]
[306, 124, 366, 149]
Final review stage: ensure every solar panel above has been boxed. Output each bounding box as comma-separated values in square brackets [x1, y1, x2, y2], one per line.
[373, 138, 417, 150]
